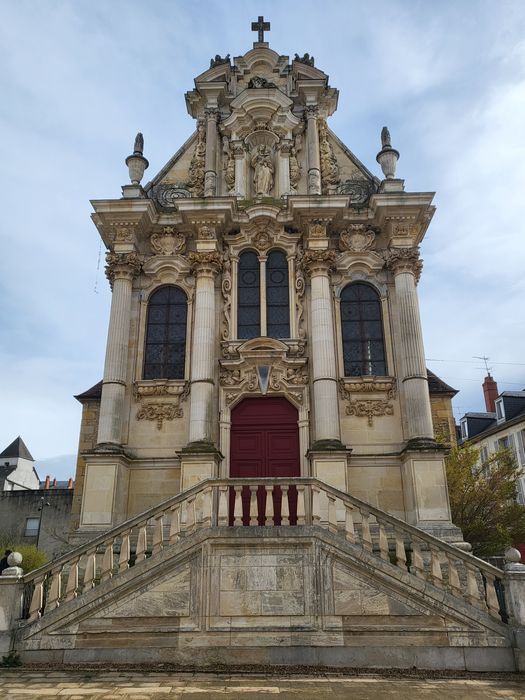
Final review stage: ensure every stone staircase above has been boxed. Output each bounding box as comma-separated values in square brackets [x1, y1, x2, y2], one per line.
[8, 478, 523, 670]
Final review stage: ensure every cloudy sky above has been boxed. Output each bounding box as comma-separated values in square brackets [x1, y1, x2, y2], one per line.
[1, 0, 524, 479]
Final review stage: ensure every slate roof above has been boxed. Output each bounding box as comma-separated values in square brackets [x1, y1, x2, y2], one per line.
[0, 436, 34, 461]
[426, 369, 458, 396]
[74, 381, 103, 402]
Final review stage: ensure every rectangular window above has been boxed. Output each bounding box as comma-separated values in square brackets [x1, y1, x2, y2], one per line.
[24, 517, 40, 537]
[461, 420, 468, 439]
[496, 399, 505, 421]
[517, 429, 525, 466]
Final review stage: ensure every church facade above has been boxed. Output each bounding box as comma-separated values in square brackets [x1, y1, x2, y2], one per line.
[74, 29, 455, 541]
[6, 23, 524, 672]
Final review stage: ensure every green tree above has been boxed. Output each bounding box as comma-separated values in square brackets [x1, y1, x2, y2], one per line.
[446, 442, 525, 557]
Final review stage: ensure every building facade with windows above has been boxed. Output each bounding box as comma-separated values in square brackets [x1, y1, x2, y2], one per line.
[72, 34, 456, 541]
[7, 22, 524, 673]
[460, 375, 525, 504]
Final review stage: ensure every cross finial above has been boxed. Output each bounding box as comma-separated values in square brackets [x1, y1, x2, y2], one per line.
[251, 15, 270, 43]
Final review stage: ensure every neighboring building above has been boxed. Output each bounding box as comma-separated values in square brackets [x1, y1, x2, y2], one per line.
[0, 437, 39, 491]
[428, 370, 458, 446]
[0, 436, 75, 559]
[459, 374, 525, 504]
[5, 21, 520, 672]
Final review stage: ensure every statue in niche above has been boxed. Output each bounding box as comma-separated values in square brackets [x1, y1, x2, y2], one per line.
[251, 145, 274, 196]
[318, 118, 340, 193]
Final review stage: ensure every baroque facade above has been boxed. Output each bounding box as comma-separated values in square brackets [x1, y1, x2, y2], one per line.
[75, 34, 455, 538]
[5, 23, 525, 672]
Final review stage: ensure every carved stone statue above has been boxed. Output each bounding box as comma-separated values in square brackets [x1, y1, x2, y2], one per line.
[222, 136, 235, 192]
[248, 76, 277, 89]
[188, 121, 206, 197]
[210, 54, 230, 68]
[133, 132, 144, 155]
[318, 119, 339, 193]
[381, 126, 391, 148]
[251, 145, 274, 196]
[294, 53, 315, 67]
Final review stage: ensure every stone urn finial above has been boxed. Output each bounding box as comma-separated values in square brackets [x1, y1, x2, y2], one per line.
[504, 546, 524, 571]
[125, 132, 149, 185]
[1, 551, 23, 577]
[376, 126, 400, 179]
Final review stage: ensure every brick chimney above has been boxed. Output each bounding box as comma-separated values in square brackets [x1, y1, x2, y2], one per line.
[483, 373, 499, 413]
[44, 475, 50, 489]
[67, 478, 73, 489]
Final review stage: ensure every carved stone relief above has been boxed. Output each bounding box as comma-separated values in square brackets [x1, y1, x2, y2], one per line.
[105, 251, 141, 286]
[384, 247, 423, 282]
[134, 381, 189, 430]
[295, 251, 306, 340]
[318, 118, 340, 194]
[336, 179, 376, 205]
[150, 184, 191, 208]
[188, 121, 206, 197]
[150, 227, 186, 256]
[222, 136, 236, 194]
[338, 378, 396, 426]
[221, 249, 232, 341]
[111, 222, 135, 243]
[339, 225, 376, 253]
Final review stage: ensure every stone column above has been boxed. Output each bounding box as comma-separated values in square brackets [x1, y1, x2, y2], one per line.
[232, 140, 246, 198]
[97, 252, 140, 448]
[204, 109, 219, 197]
[303, 250, 340, 444]
[277, 138, 292, 197]
[305, 106, 321, 195]
[386, 247, 434, 444]
[187, 252, 222, 444]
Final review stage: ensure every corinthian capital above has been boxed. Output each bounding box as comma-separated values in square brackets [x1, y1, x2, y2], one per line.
[300, 249, 337, 277]
[305, 105, 319, 118]
[188, 251, 222, 276]
[384, 247, 423, 281]
[105, 251, 141, 285]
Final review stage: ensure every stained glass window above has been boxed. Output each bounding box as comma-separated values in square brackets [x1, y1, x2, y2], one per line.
[238, 251, 261, 339]
[266, 250, 290, 339]
[143, 286, 187, 380]
[341, 283, 386, 377]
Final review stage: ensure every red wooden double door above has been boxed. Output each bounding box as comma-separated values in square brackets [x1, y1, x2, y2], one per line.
[230, 397, 300, 525]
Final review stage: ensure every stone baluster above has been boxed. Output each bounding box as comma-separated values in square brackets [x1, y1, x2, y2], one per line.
[447, 554, 461, 596]
[82, 550, 96, 593]
[28, 577, 44, 622]
[169, 506, 181, 543]
[135, 525, 147, 562]
[204, 108, 219, 197]
[233, 486, 243, 526]
[385, 247, 434, 443]
[249, 486, 258, 526]
[305, 105, 321, 194]
[97, 251, 140, 447]
[281, 485, 290, 526]
[265, 485, 275, 525]
[64, 560, 79, 602]
[152, 515, 164, 555]
[218, 487, 229, 526]
[410, 542, 425, 580]
[378, 523, 389, 561]
[297, 485, 306, 525]
[360, 510, 373, 552]
[303, 251, 341, 444]
[187, 252, 222, 444]
[344, 503, 356, 543]
[395, 534, 407, 570]
[100, 541, 114, 582]
[118, 531, 131, 572]
[47, 567, 62, 610]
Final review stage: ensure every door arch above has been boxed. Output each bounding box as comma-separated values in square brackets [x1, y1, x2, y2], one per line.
[230, 397, 300, 524]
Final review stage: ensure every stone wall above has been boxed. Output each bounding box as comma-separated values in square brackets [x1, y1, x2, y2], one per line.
[0, 489, 73, 560]
[70, 398, 100, 533]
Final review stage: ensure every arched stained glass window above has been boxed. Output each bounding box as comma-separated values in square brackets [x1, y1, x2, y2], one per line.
[143, 286, 187, 380]
[238, 251, 261, 339]
[341, 283, 386, 377]
[266, 250, 290, 339]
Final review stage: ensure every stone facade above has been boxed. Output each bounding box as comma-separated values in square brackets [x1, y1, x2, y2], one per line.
[73, 35, 459, 543]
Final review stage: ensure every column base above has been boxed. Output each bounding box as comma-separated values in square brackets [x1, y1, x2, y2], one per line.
[179, 443, 223, 492]
[92, 442, 125, 454]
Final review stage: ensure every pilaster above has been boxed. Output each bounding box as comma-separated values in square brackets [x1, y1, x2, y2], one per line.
[305, 106, 321, 195]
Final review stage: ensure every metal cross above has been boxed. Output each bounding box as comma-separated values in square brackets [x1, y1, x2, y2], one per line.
[251, 15, 270, 43]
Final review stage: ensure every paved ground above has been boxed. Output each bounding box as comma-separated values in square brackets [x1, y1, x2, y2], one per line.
[0, 671, 524, 699]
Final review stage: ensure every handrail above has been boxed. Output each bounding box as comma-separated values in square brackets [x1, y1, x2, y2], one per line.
[20, 476, 506, 626]
[22, 476, 503, 582]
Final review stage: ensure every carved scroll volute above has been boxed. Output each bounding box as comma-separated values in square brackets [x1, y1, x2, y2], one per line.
[221, 248, 232, 340]
[295, 246, 306, 339]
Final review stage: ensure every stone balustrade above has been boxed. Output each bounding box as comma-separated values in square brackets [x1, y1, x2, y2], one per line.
[22, 478, 506, 625]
